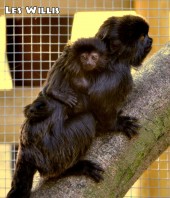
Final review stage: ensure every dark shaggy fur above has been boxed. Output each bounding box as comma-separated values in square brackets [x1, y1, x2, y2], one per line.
[7, 15, 152, 198]
[45, 37, 108, 109]
[91, 15, 152, 131]
[7, 97, 103, 198]
[6, 38, 106, 198]
[95, 15, 152, 66]
[25, 37, 108, 117]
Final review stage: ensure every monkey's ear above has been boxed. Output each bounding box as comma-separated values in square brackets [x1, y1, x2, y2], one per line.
[95, 25, 110, 40]
[95, 16, 117, 40]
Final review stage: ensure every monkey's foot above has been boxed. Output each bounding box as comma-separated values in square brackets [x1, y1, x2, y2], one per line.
[116, 115, 140, 139]
[64, 160, 104, 183]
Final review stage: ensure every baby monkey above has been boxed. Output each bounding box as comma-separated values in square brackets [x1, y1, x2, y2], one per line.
[70, 41, 106, 91]
[25, 37, 107, 119]
[71, 51, 99, 90]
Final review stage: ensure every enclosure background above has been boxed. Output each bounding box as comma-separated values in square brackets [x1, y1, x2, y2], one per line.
[0, 0, 169, 197]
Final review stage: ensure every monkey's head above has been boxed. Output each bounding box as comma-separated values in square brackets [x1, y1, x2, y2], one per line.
[68, 38, 107, 74]
[80, 51, 100, 71]
[95, 15, 153, 67]
[24, 96, 54, 121]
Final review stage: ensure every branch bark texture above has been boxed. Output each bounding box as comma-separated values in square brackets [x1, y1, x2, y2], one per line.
[31, 43, 170, 198]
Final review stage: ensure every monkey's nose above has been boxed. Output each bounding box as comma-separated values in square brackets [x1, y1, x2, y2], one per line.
[149, 37, 153, 45]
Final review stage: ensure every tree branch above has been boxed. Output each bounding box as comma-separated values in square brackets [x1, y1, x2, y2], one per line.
[31, 43, 170, 198]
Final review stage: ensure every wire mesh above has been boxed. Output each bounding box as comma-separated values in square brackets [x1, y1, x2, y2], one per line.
[0, 0, 169, 197]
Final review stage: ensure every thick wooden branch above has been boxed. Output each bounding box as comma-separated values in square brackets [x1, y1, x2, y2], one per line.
[31, 43, 170, 198]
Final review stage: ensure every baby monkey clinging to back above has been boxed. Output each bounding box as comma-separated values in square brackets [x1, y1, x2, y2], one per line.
[25, 37, 108, 119]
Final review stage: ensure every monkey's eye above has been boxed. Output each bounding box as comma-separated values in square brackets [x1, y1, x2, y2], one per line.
[80, 53, 87, 61]
[140, 35, 145, 41]
[91, 53, 98, 61]
[36, 102, 46, 110]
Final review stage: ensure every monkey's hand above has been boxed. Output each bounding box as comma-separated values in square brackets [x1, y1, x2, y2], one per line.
[61, 90, 78, 108]
[42, 86, 77, 108]
[116, 114, 141, 139]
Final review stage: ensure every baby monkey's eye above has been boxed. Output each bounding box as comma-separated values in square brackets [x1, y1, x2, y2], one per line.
[91, 55, 97, 60]
[91, 53, 99, 61]
[80, 53, 87, 60]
